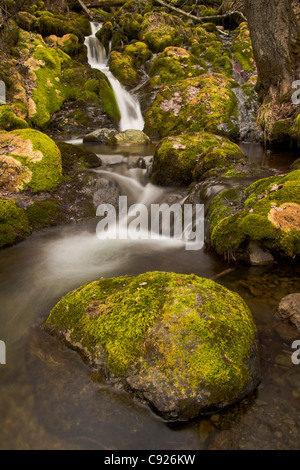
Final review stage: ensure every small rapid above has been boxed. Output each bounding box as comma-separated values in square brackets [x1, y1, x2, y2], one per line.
[84, 23, 145, 132]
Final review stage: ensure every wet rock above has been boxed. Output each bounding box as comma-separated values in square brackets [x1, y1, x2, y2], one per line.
[278, 294, 300, 331]
[248, 242, 274, 266]
[83, 128, 117, 144]
[108, 129, 151, 146]
[45, 271, 260, 422]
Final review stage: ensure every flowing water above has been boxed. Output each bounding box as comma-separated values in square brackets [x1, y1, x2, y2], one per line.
[0, 141, 299, 450]
[84, 23, 145, 132]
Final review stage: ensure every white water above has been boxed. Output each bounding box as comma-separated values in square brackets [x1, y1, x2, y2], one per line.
[84, 22, 145, 132]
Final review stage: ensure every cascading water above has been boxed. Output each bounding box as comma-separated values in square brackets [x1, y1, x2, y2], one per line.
[84, 22, 145, 132]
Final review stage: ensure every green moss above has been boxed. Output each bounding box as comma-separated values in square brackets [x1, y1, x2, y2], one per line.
[7, 129, 62, 193]
[0, 105, 29, 131]
[109, 51, 138, 87]
[140, 12, 187, 53]
[46, 271, 257, 403]
[0, 199, 31, 248]
[151, 132, 243, 186]
[144, 73, 239, 140]
[231, 22, 255, 72]
[210, 170, 300, 258]
[124, 41, 151, 66]
[26, 199, 64, 230]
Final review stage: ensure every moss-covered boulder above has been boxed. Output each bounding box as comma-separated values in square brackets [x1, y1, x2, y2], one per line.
[149, 46, 206, 88]
[0, 105, 29, 131]
[0, 129, 62, 193]
[45, 271, 260, 421]
[190, 26, 232, 76]
[209, 170, 300, 261]
[109, 50, 138, 88]
[151, 132, 246, 186]
[140, 12, 189, 53]
[144, 73, 239, 140]
[0, 199, 31, 248]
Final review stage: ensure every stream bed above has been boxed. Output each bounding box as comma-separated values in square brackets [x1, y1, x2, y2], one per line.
[0, 141, 299, 450]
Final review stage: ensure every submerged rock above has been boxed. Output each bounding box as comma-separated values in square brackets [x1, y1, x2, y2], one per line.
[45, 271, 260, 421]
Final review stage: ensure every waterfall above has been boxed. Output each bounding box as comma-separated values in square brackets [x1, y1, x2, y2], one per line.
[84, 22, 145, 132]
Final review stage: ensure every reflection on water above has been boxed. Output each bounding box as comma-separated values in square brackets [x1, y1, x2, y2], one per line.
[0, 142, 300, 450]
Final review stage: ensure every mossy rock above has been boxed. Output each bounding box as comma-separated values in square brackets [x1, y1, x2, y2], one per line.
[140, 12, 189, 53]
[0, 105, 29, 131]
[149, 46, 206, 87]
[190, 26, 232, 76]
[231, 22, 255, 73]
[57, 142, 101, 174]
[0, 129, 62, 193]
[151, 132, 245, 186]
[124, 41, 151, 67]
[209, 170, 300, 260]
[144, 73, 239, 140]
[0, 199, 31, 248]
[109, 50, 138, 87]
[95, 21, 113, 53]
[45, 271, 260, 421]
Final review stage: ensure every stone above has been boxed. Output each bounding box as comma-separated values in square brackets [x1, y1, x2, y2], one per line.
[248, 242, 274, 266]
[278, 294, 300, 331]
[45, 271, 260, 422]
[108, 129, 151, 146]
[83, 128, 117, 144]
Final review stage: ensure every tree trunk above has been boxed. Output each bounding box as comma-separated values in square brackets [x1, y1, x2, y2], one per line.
[244, 0, 299, 99]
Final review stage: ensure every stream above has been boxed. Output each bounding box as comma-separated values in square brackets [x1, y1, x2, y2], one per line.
[0, 141, 299, 450]
[0, 23, 300, 451]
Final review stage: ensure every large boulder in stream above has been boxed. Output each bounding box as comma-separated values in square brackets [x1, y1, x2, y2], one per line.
[45, 271, 260, 421]
[150, 132, 250, 186]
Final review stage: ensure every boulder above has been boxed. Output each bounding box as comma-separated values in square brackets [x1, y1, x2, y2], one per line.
[278, 294, 300, 331]
[108, 129, 151, 145]
[0, 129, 62, 193]
[83, 128, 117, 144]
[209, 170, 300, 261]
[45, 271, 260, 421]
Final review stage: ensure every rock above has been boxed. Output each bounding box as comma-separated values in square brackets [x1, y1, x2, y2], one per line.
[248, 242, 274, 266]
[0, 200, 31, 248]
[151, 132, 246, 186]
[108, 129, 151, 146]
[44, 271, 260, 421]
[278, 294, 300, 331]
[209, 170, 300, 261]
[0, 129, 62, 193]
[83, 128, 117, 144]
[144, 73, 239, 140]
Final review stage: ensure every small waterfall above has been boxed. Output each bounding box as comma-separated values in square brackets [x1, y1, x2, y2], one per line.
[84, 22, 145, 132]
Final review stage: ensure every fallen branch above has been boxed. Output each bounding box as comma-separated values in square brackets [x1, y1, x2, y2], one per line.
[153, 0, 247, 25]
[75, 0, 93, 19]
